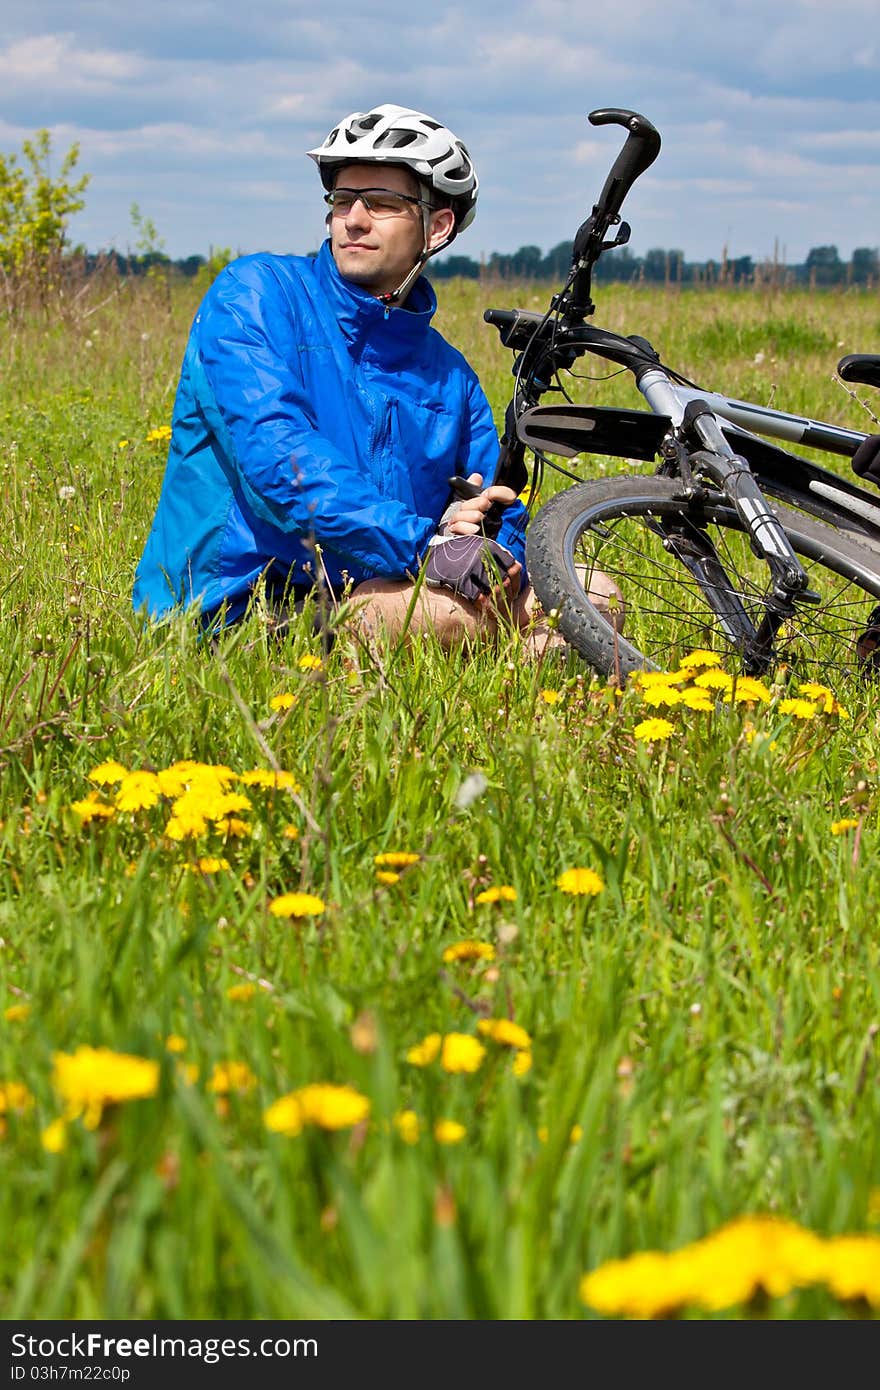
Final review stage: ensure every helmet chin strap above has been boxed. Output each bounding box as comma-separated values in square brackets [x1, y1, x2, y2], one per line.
[379, 206, 452, 306]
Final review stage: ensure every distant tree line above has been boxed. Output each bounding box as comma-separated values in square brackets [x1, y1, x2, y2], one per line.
[429, 241, 880, 288]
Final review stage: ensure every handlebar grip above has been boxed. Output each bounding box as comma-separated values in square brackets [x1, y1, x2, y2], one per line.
[587, 109, 661, 223]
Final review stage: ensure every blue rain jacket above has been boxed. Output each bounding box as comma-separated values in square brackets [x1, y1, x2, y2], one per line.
[133, 240, 527, 623]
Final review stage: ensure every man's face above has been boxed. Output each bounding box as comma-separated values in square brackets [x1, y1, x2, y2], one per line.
[328, 163, 452, 298]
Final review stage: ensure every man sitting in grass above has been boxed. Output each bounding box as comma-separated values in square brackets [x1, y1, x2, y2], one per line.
[133, 102, 621, 651]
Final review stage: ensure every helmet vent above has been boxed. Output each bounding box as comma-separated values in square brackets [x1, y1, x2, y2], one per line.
[376, 130, 421, 150]
[352, 113, 383, 136]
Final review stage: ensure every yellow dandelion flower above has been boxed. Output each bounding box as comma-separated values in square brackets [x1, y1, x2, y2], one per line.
[557, 866, 605, 896]
[218, 817, 251, 839]
[831, 818, 860, 835]
[0, 1081, 33, 1114]
[51, 1046, 159, 1129]
[146, 425, 172, 443]
[207, 792, 252, 819]
[183, 762, 236, 788]
[165, 1035, 187, 1054]
[442, 940, 496, 964]
[117, 439, 130, 450]
[268, 891, 326, 918]
[269, 692, 296, 712]
[694, 669, 734, 690]
[512, 1050, 533, 1076]
[164, 803, 209, 840]
[440, 1032, 486, 1074]
[226, 983, 258, 1001]
[4, 1003, 31, 1023]
[633, 717, 676, 742]
[262, 1093, 303, 1137]
[375, 870, 401, 885]
[474, 884, 517, 905]
[373, 851, 420, 868]
[393, 1109, 421, 1145]
[477, 1018, 532, 1050]
[406, 1033, 442, 1067]
[434, 1119, 466, 1145]
[40, 1118, 67, 1153]
[539, 688, 563, 705]
[797, 681, 835, 710]
[206, 1061, 257, 1095]
[632, 670, 681, 689]
[183, 856, 230, 874]
[640, 685, 683, 708]
[87, 759, 129, 786]
[297, 653, 323, 672]
[282, 823, 300, 840]
[679, 686, 714, 711]
[154, 766, 191, 797]
[264, 1083, 369, 1136]
[115, 770, 162, 813]
[823, 1235, 880, 1307]
[579, 1215, 828, 1319]
[239, 768, 300, 790]
[681, 649, 722, 668]
[70, 792, 115, 825]
[726, 677, 771, 704]
[777, 698, 818, 721]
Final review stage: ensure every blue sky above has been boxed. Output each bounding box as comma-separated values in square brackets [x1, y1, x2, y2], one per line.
[2, 0, 878, 266]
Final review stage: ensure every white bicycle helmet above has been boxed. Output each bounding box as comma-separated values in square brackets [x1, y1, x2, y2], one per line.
[307, 103, 478, 235]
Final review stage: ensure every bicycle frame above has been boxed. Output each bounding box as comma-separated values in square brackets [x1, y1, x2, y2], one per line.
[636, 369, 880, 543]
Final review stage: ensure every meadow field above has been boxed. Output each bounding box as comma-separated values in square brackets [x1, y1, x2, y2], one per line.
[1, 266, 880, 1320]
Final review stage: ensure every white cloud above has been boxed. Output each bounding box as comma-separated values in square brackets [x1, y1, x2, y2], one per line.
[1, 2, 878, 262]
[0, 33, 142, 86]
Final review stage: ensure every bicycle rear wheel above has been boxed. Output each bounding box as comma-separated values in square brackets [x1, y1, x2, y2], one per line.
[525, 476, 880, 682]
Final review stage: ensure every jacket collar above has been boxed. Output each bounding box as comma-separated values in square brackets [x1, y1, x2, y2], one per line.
[314, 239, 437, 353]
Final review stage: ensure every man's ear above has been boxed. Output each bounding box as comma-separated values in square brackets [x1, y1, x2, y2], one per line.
[426, 207, 456, 252]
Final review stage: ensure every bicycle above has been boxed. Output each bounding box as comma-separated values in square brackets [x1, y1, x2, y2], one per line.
[483, 107, 880, 683]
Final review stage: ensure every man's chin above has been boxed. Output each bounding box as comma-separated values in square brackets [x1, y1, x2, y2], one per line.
[332, 250, 394, 298]
[335, 251, 382, 290]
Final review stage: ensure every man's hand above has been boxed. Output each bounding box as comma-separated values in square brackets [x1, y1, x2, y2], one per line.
[425, 532, 521, 606]
[440, 472, 518, 540]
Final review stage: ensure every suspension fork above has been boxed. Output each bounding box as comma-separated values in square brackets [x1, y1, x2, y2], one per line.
[649, 403, 821, 671]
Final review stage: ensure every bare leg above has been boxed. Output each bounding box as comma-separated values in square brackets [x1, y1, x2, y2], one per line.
[349, 567, 625, 656]
[349, 578, 501, 649]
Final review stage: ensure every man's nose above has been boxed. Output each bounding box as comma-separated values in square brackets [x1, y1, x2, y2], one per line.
[344, 195, 372, 226]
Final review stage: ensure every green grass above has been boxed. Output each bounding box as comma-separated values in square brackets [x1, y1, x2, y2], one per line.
[1, 268, 880, 1320]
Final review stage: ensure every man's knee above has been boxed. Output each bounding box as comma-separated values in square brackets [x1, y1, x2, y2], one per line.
[350, 578, 491, 647]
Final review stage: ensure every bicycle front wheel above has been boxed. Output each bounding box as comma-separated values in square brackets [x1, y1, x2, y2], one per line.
[525, 476, 880, 682]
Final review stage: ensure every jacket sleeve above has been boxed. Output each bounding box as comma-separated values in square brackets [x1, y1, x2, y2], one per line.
[192, 259, 437, 577]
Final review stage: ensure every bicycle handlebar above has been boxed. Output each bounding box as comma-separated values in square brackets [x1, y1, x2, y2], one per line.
[587, 109, 662, 229]
[557, 108, 661, 323]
